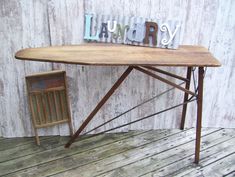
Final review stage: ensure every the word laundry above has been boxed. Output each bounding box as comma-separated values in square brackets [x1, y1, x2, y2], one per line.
[84, 14, 181, 49]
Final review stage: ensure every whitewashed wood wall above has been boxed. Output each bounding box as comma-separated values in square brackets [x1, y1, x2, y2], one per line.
[0, 0, 234, 137]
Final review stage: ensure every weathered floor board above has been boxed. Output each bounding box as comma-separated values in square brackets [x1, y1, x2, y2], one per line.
[0, 128, 234, 177]
[0, 136, 51, 151]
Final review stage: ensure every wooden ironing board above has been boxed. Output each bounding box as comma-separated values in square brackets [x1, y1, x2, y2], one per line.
[15, 43, 221, 164]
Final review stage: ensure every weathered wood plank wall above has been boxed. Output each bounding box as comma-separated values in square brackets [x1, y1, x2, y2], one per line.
[0, 0, 234, 137]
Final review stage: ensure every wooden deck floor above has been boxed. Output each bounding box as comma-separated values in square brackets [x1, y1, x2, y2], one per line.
[0, 128, 235, 177]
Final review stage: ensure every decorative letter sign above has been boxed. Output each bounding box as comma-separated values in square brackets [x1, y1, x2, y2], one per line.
[84, 14, 99, 41]
[144, 22, 158, 46]
[84, 14, 181, 49]
[127, 23, 145, 43]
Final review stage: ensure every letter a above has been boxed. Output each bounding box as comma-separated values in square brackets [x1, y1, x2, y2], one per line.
[99, 23, 109, 38]
[84, 14, 99, 41]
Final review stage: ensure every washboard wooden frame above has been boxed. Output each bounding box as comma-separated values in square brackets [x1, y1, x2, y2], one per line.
[26, 70, 73, 145]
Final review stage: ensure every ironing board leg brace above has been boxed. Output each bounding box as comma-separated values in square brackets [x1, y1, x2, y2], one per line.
[64, 66, 133, 148]
[65, 66, 204, 164]
[180, 67, 192, 130]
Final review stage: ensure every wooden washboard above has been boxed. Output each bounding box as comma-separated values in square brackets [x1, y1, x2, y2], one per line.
[26, 70, 73, 145]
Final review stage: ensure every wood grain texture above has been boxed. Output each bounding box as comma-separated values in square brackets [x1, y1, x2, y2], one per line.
[25, 70, 73, 144]
[0, 0, 53, 137]
[47, 0, 85, 135]
[15, 44, 221, 67]
[0, 128, 234, 177]
[0, 0, 234, 137]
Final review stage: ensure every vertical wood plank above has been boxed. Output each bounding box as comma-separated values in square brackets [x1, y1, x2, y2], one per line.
[35, 94, 42, 125]
[53, 91, 59, 121]
[59, 90, 66, 120]
[0, 0, 26, 137]
[202, 0, 235, 128]
[48, 0, 84, 135]
[41, 93, 48, 124]
[21, 0, 53, 136]
[45, 92, 50, 123]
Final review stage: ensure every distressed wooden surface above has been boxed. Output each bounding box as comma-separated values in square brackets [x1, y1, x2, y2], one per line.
[0, 128, 235, 177]
[0, 0, 52, 137]
[0, 0, 235, 137]
[15, 44, 221, 66]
